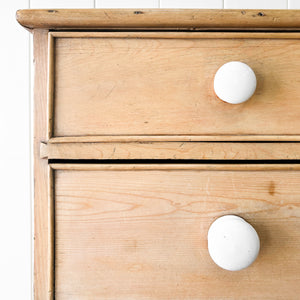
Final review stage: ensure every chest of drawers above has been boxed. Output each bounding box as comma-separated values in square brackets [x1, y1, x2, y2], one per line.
[17, 9, 300, 299]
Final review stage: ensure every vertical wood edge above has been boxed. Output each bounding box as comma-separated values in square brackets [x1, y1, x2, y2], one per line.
[48, 33, 54, 139]
[33, 29, 54, 300]
[48, 166, 54, 300]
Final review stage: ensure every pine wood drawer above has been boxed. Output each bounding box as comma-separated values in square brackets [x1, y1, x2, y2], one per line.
[50, 31, 300, 140]
[17, 9, 300, 300]
[53, 164, 300, 300]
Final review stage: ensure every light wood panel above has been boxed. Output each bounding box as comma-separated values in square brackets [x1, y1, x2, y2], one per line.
[16, 9, 300, 30]
[50, 31, 300, 39]
[50, 164, 300, 171]
[17, 9, 300, 300]
[41, 141, 300, 160]
[52, 32, 300, 139]
[49, 135, 300, 142]
[54, 166, 300, 299]
[33, 29, 54, 300]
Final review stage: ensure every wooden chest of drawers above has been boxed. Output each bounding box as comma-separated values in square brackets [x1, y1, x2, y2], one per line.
[17, 9, 300, 299]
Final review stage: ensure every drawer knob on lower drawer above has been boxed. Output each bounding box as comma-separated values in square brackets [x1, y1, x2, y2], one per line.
[207, 215, 260, 271]
[214, 61, 257, 104]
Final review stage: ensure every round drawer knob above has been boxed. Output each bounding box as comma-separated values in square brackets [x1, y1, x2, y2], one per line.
[207, 215, 260, 271]
[214, 61, 257, 104]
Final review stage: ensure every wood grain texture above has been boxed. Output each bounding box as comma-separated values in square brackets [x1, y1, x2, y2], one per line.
[19, 10, 300, 300]
[47, 33, 54, 139]
[52, 32, 300, 138]
[50, 31, 300, 39]
[49, 135, 300, 142]
[54, 166, 300, 299]
[50, 164, 300, 171]
[33, 29, 54, 300]
[42, 141, 300, 160]
[16, 9, 300, 30]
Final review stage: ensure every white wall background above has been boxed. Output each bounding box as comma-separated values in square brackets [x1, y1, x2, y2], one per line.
[1, 0, 298, 299]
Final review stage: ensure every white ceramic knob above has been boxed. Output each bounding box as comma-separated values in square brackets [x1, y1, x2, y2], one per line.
[214, 61, 257, 104]
[208, 215, 260, 271]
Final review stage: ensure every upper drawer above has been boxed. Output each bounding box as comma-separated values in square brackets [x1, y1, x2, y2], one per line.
[50, 32, 300, 140]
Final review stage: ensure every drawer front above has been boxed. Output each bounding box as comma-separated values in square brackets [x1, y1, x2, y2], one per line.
[51, 32, 300, 139]
[54, 165, 300, 299]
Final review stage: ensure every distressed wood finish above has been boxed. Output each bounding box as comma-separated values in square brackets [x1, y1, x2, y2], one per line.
[54, 165, 300, 299]
[50, 164, 300, 171]
[16, 9, 300, 30]
[52, 32, 300, 139]
[33, 30, 54, 300]
[41, 141, 300, 160]
[50, 31, 300, 39]
[16, 9, 300, 300]
[49, 135, 300, 142]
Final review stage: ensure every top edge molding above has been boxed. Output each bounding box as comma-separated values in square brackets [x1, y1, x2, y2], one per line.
[16, 9, 300, 31]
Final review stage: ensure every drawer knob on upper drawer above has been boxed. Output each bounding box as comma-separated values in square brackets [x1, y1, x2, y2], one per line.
[208, 215, 260, 271]
[214, 61, 257, 104]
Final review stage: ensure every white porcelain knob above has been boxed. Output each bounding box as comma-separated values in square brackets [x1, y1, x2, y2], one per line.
[208, 215, 260, 271]
[214, 61, 257, 104]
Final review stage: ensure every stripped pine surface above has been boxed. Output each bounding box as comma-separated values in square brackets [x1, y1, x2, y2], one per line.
[54, 165, 300, 299]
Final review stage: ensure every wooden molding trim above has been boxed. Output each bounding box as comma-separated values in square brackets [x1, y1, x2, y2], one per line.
[50, 31, 300, 39]
[49, 135, 300, 143]
[16, 9, 300, 31]
[50, 164, 300, 171]
[33, 29, 54, 300]
[41, 141, 300, 160]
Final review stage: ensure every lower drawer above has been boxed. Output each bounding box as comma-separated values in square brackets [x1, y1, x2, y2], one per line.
[53, 164, 300, 299]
